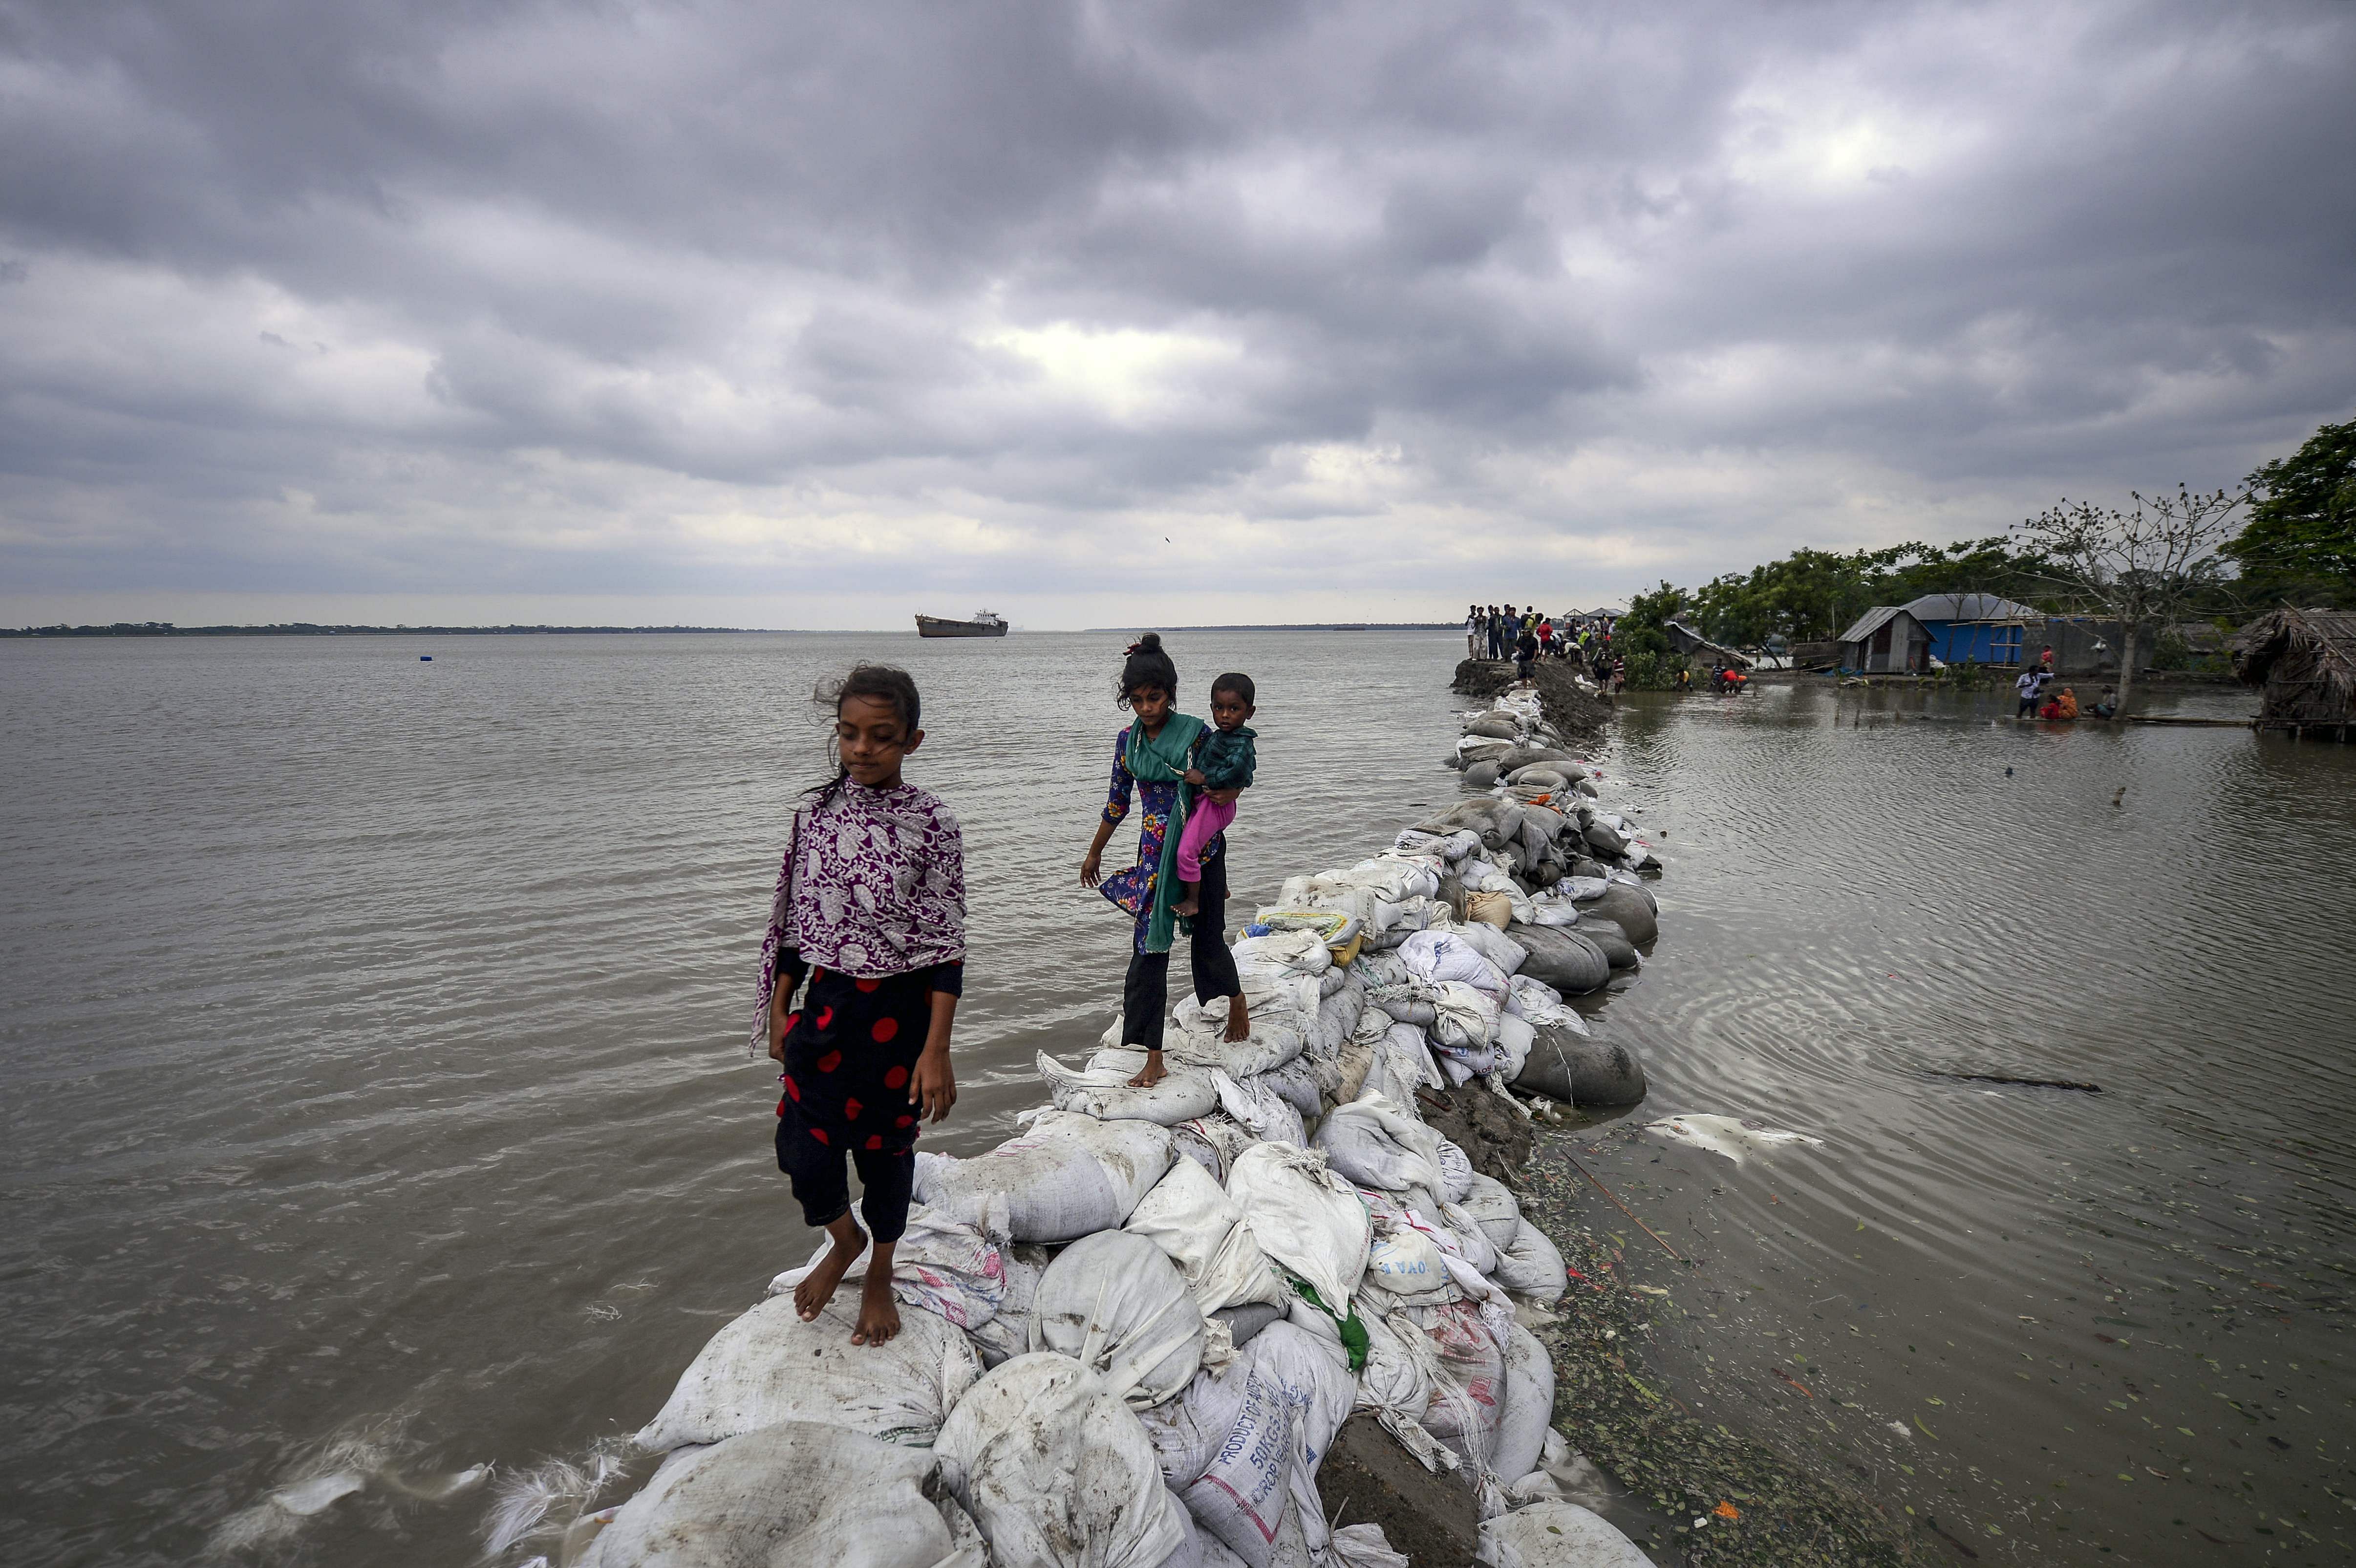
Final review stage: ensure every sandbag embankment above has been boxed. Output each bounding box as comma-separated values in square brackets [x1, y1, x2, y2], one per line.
[562, 666, 1673, 1568]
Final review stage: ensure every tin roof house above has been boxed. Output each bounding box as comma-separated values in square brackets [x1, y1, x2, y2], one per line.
[1897, 593, 2038, 666]
[1835, 606, 1932, 674]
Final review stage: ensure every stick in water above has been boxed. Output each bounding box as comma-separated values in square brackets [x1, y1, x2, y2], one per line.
[1563, 1149, 1684, 1262]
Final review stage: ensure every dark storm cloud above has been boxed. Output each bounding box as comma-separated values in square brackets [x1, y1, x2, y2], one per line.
[1, 0, 2352, 622]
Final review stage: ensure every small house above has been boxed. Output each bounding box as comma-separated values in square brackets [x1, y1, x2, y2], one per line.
[2233, 607, 2356, 738]
[1835, 606, 1931, 674]
[1898, 593, 2037, 666]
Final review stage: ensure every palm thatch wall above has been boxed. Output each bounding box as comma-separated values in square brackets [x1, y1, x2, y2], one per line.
[2232, 607, 2356, 730]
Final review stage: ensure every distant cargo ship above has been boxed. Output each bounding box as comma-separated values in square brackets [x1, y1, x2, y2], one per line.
[914, 610, 1008, 638]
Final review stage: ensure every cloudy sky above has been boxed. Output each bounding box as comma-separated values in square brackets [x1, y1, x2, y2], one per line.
[3, 0, 2352, 629]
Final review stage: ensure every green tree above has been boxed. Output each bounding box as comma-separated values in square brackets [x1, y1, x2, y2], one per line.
[2225, 417, 2356, 607]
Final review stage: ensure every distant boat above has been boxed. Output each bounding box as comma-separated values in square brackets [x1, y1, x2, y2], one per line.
[915, 610, 1008, 639]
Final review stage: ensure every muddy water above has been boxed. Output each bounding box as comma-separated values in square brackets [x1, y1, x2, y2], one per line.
[2, 634, 2348, 1567]
[1560, 678, 2354, 1566]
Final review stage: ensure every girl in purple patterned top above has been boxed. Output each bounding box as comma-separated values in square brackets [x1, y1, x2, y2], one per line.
[753, 666, 965, 1346]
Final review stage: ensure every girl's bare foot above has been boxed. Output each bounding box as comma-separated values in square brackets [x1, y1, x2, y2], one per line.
[1126, 1050, 1168, 1088]
[793, 1222, 865, 1321]
[1173, 885, 1199, 916]
[1221, 993, 1251, 1044]
[851, 1263, 900, 1345]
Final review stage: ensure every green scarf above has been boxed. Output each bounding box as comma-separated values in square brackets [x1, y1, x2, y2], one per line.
[1126, 713, 1205, 953]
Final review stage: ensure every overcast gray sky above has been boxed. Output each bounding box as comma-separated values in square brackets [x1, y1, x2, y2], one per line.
[3, 0, 2352, 629]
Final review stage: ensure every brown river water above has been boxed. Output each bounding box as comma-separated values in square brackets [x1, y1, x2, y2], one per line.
[1, 631, 2348, 1567]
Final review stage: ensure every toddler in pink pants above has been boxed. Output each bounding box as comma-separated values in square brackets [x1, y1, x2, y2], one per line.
[1173, 674, 1258, 917]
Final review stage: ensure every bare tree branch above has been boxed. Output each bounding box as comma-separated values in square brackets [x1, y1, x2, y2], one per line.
[2014, 484, 2247, 714]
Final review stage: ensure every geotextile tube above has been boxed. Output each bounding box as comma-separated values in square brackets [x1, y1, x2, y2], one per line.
[554, 664, 1691, 1568]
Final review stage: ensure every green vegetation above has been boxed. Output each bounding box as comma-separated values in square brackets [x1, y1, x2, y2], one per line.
[2224, 417, 2356, 608]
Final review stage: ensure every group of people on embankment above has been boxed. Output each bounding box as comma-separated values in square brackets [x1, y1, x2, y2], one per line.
[1467, 603, 1627, 690]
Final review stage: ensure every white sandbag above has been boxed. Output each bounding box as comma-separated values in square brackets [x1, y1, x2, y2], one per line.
[1124, 1157, 1290, 1314]
[1186, 1113, 1264, 1175]
[1458, 1174, 1524, 1252]
[1033, 1229, 1208, 1408]
[1214, 1069, 1307, 1147]
[915, 1111, 1174, 1242]
[1227, 1143, 1371, 1315]
[1492, 1218, 1568, 1304]
[1370, 1022, 1443, 1104]
[634, 1294, 980, 1452]
[1171, 1121, 1226, 1181]
[1230, 927, 1332, 977]
[1508, 974, 1590, 1034]
[1169, 993, 1310, 1077]
[1135, 1353, 1252, 1489]
[1452, 921, 1527, 977]
[967, 1246, 1049, 1368]
[1429, 980, 1501, 1051]
[1328, 1522, 1413, 1568]
[1353, 1309, 1458, 1473]
[579, 1421, 986, 1568]
[1361, 1205, 1457, 1306]
[1039, 1048, 1223, 1125]
[1399, 930, 1510, 1001]
[1180, 1322, 1358, 1568]
[1434, 1138, 1476, 1203]
[1492, 1323, 1556, 1486]
[1260, 1056, 1324, 1118]
[1475, 1501, 1653, 1568]
[935, 1353, 1191, 1568]
[1493, 1011, 1536, 1080]
[1310, 1091, 1447, 1199]
[1399, 1298, 1506, 1471]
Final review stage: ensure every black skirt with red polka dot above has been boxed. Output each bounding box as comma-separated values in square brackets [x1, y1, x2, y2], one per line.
[774, 965, 939, 1157]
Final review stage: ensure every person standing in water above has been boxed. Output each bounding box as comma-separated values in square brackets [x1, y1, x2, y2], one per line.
[1079, 634, 1247, 1089]
[752, 666, 964, 1345]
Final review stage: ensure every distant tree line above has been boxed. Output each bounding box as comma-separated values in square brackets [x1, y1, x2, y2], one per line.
[1613, 414, 2356, 676]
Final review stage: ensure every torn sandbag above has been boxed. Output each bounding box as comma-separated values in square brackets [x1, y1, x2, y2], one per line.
[634, 1294, 980, 1452]
[934, 1353, 1192, 1568]
[914, 1111, 1174, 1242]
[1032, 1230, 1209, 1408]
[1123, 1156, 1290, 1315]
[578, 1421, 986, 1568]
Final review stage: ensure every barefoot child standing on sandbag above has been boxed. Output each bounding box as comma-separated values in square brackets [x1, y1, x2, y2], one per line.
[751, 666, 964, 1345]
[1079, 634, 1249, 1089]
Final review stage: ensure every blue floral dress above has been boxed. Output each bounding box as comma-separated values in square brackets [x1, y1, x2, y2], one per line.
[1098, 725, 1215, 953]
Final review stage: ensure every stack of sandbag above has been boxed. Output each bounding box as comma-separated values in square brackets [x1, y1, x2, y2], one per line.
[578, 1421, 988, 1568]
[579, 689, 1672, 1568]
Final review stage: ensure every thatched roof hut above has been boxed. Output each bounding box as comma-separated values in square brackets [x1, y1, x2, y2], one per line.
[2232, 607, 2356, 734]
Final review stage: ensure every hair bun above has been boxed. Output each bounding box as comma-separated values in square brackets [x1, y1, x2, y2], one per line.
[1127, 631, 1163, 655]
